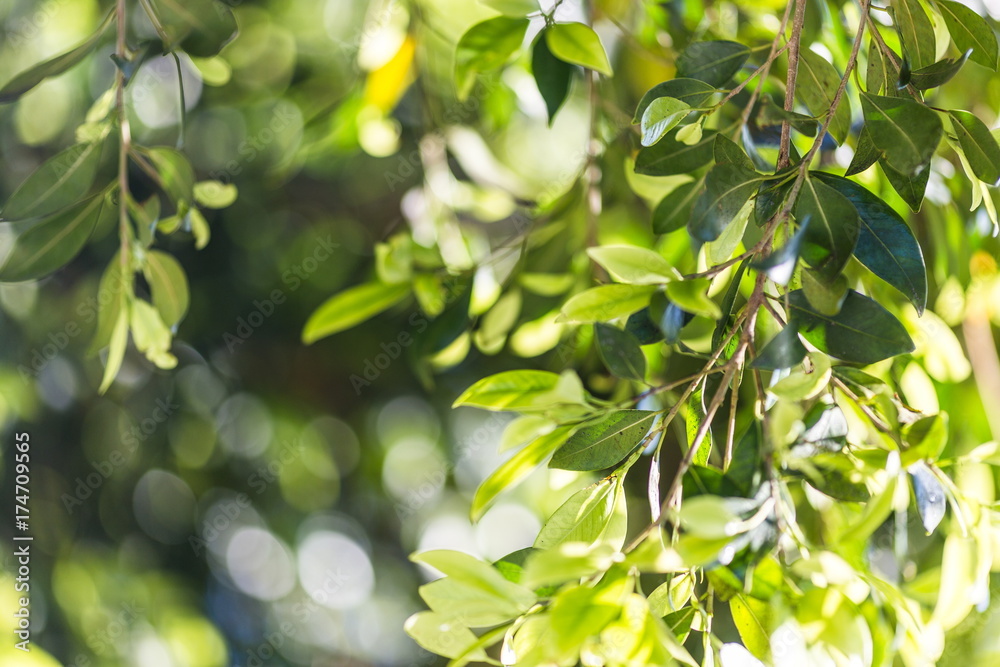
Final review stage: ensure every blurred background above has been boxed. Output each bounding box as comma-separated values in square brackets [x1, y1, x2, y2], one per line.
[2, 0, 1000, 665]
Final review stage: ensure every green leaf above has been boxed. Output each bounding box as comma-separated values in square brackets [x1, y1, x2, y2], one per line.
[909, 50, 971, 89]
[0, 192, 109, 282]
[909, 461, 946, 535]
[472, 425, 574, 521]
[455, 16, 529, 99]
[798, 49, 852, 144]
[687, 379, 712, 466]
[145, 147, 196, 206]
[730, 595, 773, 661]
[950, 110, 1000, 184]
[813, 172, 927, 313]
[99, 306, 130, 395]
[146, 0, 238, 58]
[801, 269, 848, 315]
[595, 323, 647, 381]
[412, 550, 536, 606]
[879, 156, 928, 211]
[302, 282, 410, 343]
[902, 414, 948, 464]
[143, 251, 189, 327]
[641, 97, 692, 146]
[652, 182, 700, 234]
[665, 278, 722, 319]
[635, 129, 717, 176]
[794, 177, 859, 279]
[1, 141, 104, 221]
[0, 9, 115, 104]
[633, 79, 718, 124]
[418, 578, 527, 626]
[752, 323, 807, 370]
[861, 92, 942, 176]
[193, 180, 238, 208]
[845, 125, 882, 176]
[453, 369, 586, 411]
[866, 40, 901, 96]
[714, 133, 756, 170]
[752, 215, 811, 286]
[545, 22, 613, 76]
[676, 41, 750, 88]
[769, 352, 831, 400]
[891, 0, 935, 70]
[756, 97, 819, 137]
[937, 0, 999, 70]
[534, 476, 622, 548]
[550, 410, 657, 471]
[626, 307, 665, 345]
[688, 163, 760, 242]
[479, 0, 539, 15]
[532, 32, 573, 125]
[587, 245, 681, 284]
[404, 612, 485, 661]
[788, 289, 915, 364]
[559, 284, 656, 322]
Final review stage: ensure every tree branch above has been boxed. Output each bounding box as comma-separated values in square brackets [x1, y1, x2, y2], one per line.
[778, 0, 808, 169]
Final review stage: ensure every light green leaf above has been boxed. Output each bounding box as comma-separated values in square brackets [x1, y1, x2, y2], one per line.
[730, 596, 772, 661]
[545, 22, 613, 76]
[768, 352, 831, 400]
[143, 251, 189, 327]
[641, 97, 692, 147]
[479, 0, 539, 15]
[665, 278, 722, 319]
[129, 299, 176, 369]
[302, 282, 410, 343]
[950, 110, 1000, 184]
[453, 369, 586, 411]
[534, 477, 623, 549]
[193, 181, 238, 208]
[891, 0, 935, 70]
[634, 78, 718, 124]
[404, 612, 486, 661]
[559, 284, 656, 323]
[937, 0, 999, 70]
[99, 307, 129, 395]
[587, 245, 681, 284]
[455, 16, 529, 99]
[412, 550, 536, 607]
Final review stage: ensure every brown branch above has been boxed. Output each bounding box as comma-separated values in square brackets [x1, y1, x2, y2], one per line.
[778, 0, 808, 169]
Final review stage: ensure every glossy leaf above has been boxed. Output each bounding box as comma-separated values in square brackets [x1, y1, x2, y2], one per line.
[730, 595, 772, 661]
[688, 163, 760, 242]
[455, 17, 529, 99]
[794, 177, 859, 279]
[587, 245, 681, 284]
[752, 323, 807, 370]
[950, 110, 1000, 184]
[633, 78, 717, 123]
[909, 462, 946, 534]
[0, 9, 115, 104]
[0, 192, 109, 282]
[813, 172, 927, 312]
[676, 41, 750, 88]
[879, 156, 928, 211]
[891, 0, 935, 70]
[1, 141, 104, 221]
[550, 410, 657, 471]
[652, 182, 700, 234]
[641, 97, 692, 146]
[595, 323, 646, 381]
[860, 93, 942, 176]
[937, 0, 999, 70]
[559, 284, 656, 322]
[798, 49, 852, 144]
[908, 50, 971, 90]
[788, 289, 915, 364]
[635, 129, 717, 176]
[532, 33, 573, 124]
[453, 370, 586, 412]
[545, 22, 612, 76]
[846, 126, 882, 176]
[302, 282, 410, 343]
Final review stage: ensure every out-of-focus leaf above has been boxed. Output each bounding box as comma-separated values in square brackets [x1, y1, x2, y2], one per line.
[302, 282, 410, 343]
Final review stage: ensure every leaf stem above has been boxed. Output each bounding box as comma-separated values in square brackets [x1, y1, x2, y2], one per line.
[115, 0, 130, 271]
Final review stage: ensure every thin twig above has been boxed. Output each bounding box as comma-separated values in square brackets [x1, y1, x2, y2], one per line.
[778, 0, 808, 169]
[115, 0, 130, 271]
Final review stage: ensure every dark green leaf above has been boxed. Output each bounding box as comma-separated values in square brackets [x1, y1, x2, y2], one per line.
[909, 50, 971, 90]
[677, 41, 750, 88]
[0, 192, 109, 282]
[712, 258, 749, 351]
[860, 93, 942, 176]
[625, 308, 664, 344]
[550, 410, 657, 471]
[752, 323, 807, 370]
[633, 78, 718, 123]
[866, 40, 901, 96]
[752, 215, 811, 286]
[813, 172, 927, 313]
[146, 0, 238, 57]
[950, 109, 1000, 184]
[714, 134, 756, 170]
[0, 9, 114, 104]
[909, 461, 946, 534]
[794, 177, 859, 279]
[801, 269, 848, 315]
[532, 34, 573, 125]
[595, 323, 646, 381]
[846, 126, 882, 176]
[688, 163, 759, 242]
[891, 0, 936, 69]
[879, 156, 928, 211]
[1, 142, 104, 221]
[652, 181, 700, 234]
[635, 129, 717, 176]
[455, 17, 529, 99]
[788, 289, 915, 364]
[754, 177, 791, 226]
[726, 424, 762, 496]
[797, 49, 852, 144]
[756, 97, 819, 137]
[937, 0, 999, 70]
